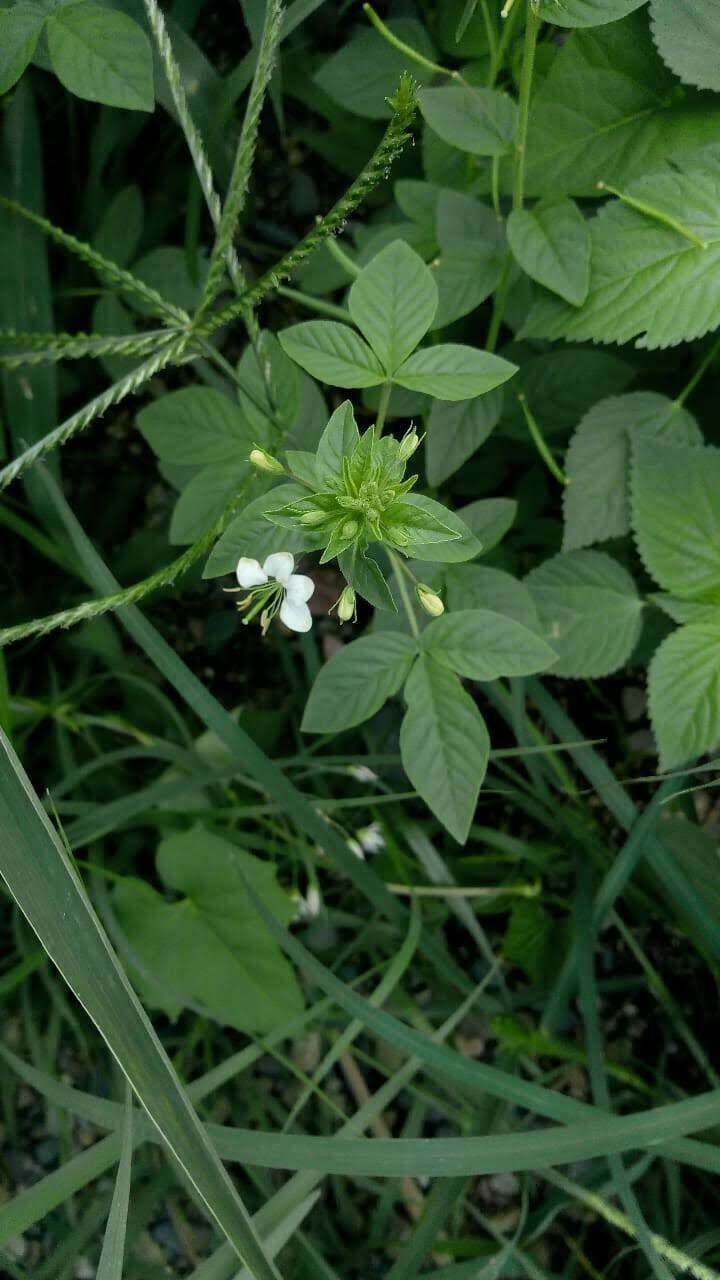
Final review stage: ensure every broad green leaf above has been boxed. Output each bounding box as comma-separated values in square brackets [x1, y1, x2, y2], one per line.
[394, 179, 442, 236]
[426, 389, 503, 485]
[114, 826, 303, 1033]
[500, 346, 633, 441]
[314, 19, 436, 119]
[538, 0, 647, 25]
[455, 499, 517, 552]
[131, 246, 208, 317]
[315, 400, 360, 488]
[526, 549, 643, 677]
[395, 345, 517, 401]
[301, 634, 417, 733]
[97, 1088, 133, 1280]
[524, 156, 720, 348]
[137, 388, 253, 466]
[522, 13, 720, 196]
[284, 450, 319, 488]
[170, 463, 249, 547]
[418, 85, 517, 157]
[338, 544, 396, 612]
[564, 393, 701, 551]
[400, 655, 490, 843]
[444, 565, 540, 631]
[0, 4, 46, 95]
[503, 901, 568, 983]
[203, 489, 321, 579]
[507, 198, 590, 305]
[94, 185, 143, 269]
[278, 321, 385, 388]
[383, 499, 459, 549]
[432, 191, 504, 328]
[632, 440, 720, 598]
[650, 595, 720, 626]
[237, 331, 300, 440]
[648, 622, 720, 769]
[46, 3, 154, 111]
[650, 0, 720, 92]
[401, 494, 482, 563]
[423, 609, 556, 680]
[348, 241, 438, 373]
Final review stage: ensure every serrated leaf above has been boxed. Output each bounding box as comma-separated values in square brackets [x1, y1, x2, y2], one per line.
[650, 0, 720, 92]
[564, 393, 701, 551]
[400, 655, 489, 843]
[650, 595, 720, 626]
[278, 321, 385, 388]
[401, 494, 483, 563]
[302, 634, 417, 733]
[46, 3, 154, 111]
[349, 241, 438, 373]
[507, 198, 590, 305]
[538, 0, 647, 25]
[314, 19, 436, 120]
[632, 439, 720, 598]
[113, 826, 303, 1033]
[315, 400, 360, 488]
[170, 463, 248, 547]
[426, 389, 503, 485]
[0, 4, 46, 95]
[203, 489, 321, 579]
[522, 13, 720, 197]
[526, 549, 643, 677]
[338, 544, 396, 612]
[503, 901, 565, 983]
[422, 609, 556, 680]
[523, 156, 720, 348]
[444, 565, 539, 631]
[137, 388, 253, 466]
[395, 344, 517, 400]
[648, 622, 720, 769]
[418, 85, 517, 157]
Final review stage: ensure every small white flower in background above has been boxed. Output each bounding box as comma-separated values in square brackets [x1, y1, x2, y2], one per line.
[357, 821, 385, 855]
[348, 764, 378, 785]
[231, 551, 315, 634]
[293, 884, 321, 921]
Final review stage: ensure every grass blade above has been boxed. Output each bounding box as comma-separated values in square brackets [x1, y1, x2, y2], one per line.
[97, 1085, 134, 1280]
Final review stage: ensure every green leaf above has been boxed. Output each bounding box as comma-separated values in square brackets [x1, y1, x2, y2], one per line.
[348, 241, 438, 373]
[338, 544, 396, 611]
[503, 901, 567, 983]
[301, 634, 417, 733]
[500, 347, 633, 441]
[432, 191, 504, 327]
[426, 389, 503, 485]
[94, 185, 143, 269]
[418, 85, 517, 157]
[650, 0, 720, 92]
[538, 0, 647, 25]
[97, 1088, 133, 1280]
[169, 464, 249, 547]
[422, 608, 556, 680]
[400, 655, 490, 843]
[395, 345, 517, 401]
[237, 331, 300, 441]
[314, 400, 360, 488]
[444, 565, 540, 631]
[131, 245, 207, 317]
[454, 499, 517, 552]
[564, 393, 701, 551]
[507, 198, 590, 305]
[114, 826, 303, 1033]
[524, 156, 720, 348]
[383, 499, 459, 549]
[314, 19, 437, 120]
[278, 321, 385, 388]
[650, 595, 720, 626]
[648, 622, 720, 769]
[284, 449, 319, 488]
[203, 489, 321, 579]
[0, 4, 46, 95]
[46, 3, 154, 111]
[526, 549, 643, 678]
[632, 440, 720, 599]
[522, 13, 720, 196]
[401, 494, 483, 563]
[137, 388, 253, 466]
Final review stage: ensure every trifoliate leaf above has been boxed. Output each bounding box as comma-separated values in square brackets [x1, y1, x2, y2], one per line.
[348, 241, 438, 373]
[526, 549, 643, 677]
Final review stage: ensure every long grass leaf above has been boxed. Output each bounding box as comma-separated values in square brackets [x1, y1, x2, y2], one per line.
[97, 1086, 134, 1280]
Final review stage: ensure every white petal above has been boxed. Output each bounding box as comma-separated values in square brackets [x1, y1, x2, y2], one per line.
[285, 573, 315, 605]
[236, 557, 267, 588]
[263, 551, 295, 585]
[280, 598, 313, 632]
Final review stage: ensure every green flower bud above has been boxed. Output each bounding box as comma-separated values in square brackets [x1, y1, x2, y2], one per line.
[249, 445, 284, 474]
[336, 585, 356, 623]
[341, 518, 359, 538]
[416, 582, 444, 617]
[299, 509, 327, 526]
[398, 427, 420, 463]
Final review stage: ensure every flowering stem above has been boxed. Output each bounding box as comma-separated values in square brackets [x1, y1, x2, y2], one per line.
[517, 392, 568, 485]
[389, 551, 420, 639]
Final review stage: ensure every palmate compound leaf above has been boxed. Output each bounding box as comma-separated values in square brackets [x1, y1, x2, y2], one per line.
[563, 393, 701, 551]
[650, 0, 720, 93]
[631, 439, 720, 599]
[524, 151, 720, 349]
[538, 0, 648, 25]
[301, 633, 417, 733]
[649, 620, 720, 770]
[525, 549, 643, 678]
[348, 240, 438, 372]
[521, 12, 720, 197]
[400, 654, 490, 844]
[113, 826, 303, 1034]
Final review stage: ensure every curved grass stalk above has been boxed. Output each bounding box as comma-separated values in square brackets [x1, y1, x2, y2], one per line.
[0, 329, 172, 368]
[0, 197, 188, 325]
[0, 335, 189, 495]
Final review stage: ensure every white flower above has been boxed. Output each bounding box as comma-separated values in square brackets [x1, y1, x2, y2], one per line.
[357, 821, 385, 855]
[234, 551, 315, 633]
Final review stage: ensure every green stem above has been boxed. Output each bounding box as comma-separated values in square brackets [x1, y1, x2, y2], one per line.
[488, 0, 523, 87]
[389, 551, 420, 639]
[517, 392, 567, 485]
[675, 331, 720, 406]
[325, 234, 361, 278]
[363, 4, 456, 79]
[276, 285, 351, 323]
[513, 1, 540, 212]
[375, 382, 392, 437]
